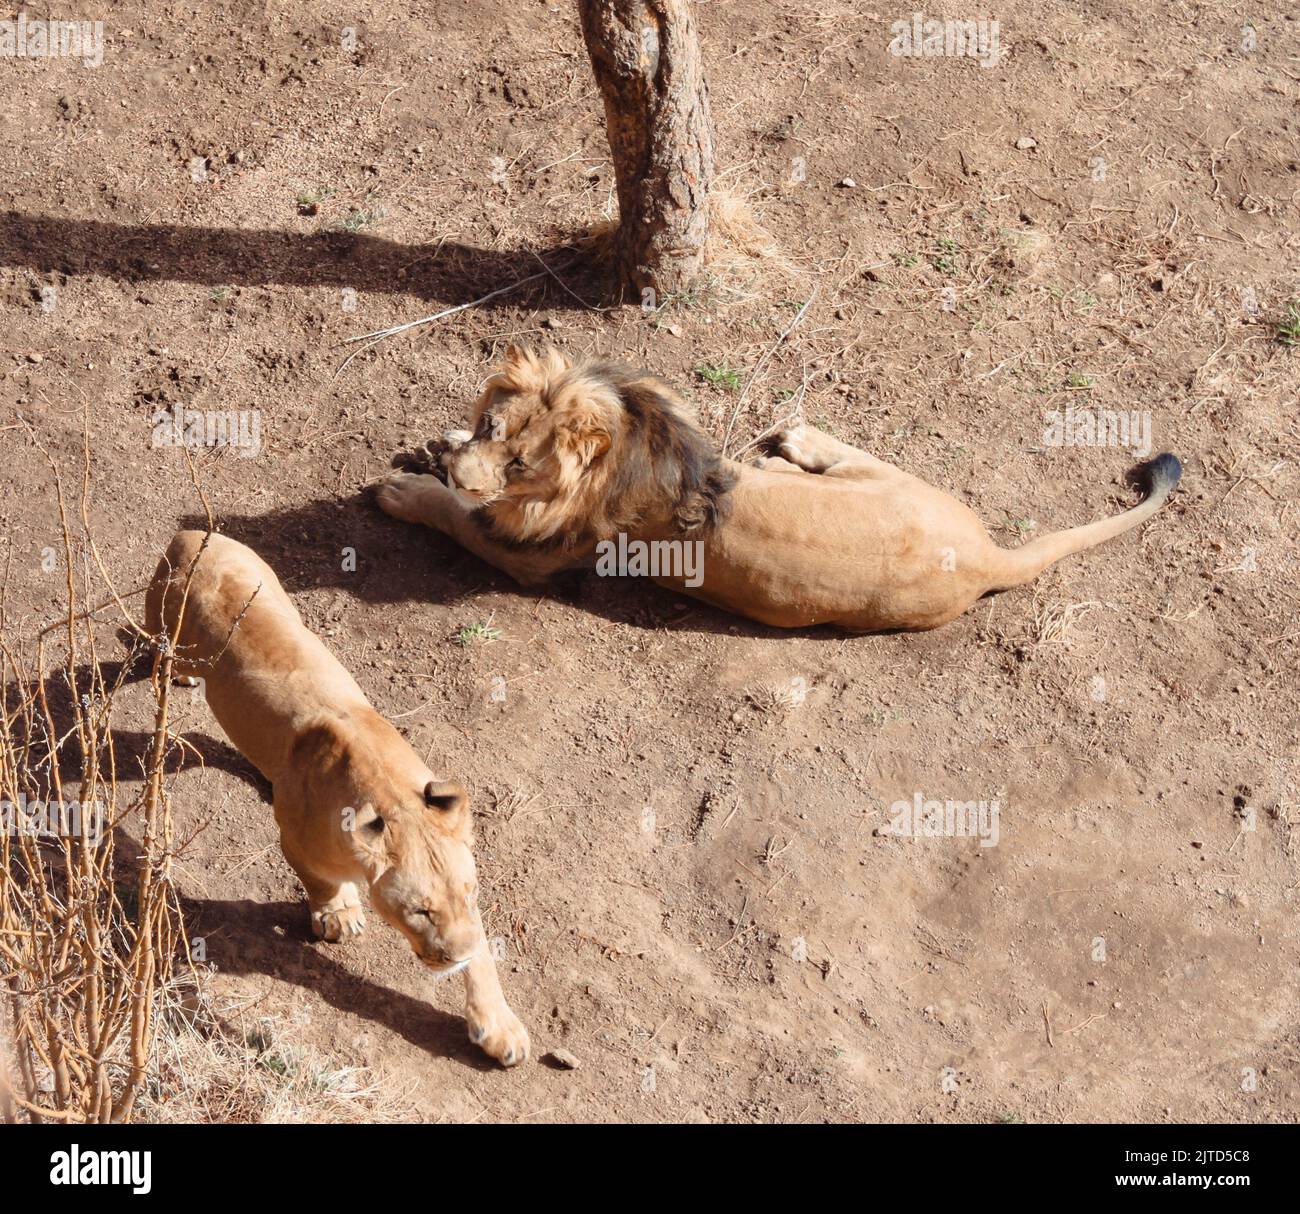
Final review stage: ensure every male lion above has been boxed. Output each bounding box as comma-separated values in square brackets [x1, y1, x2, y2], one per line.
[146, 530, 529, 1066]
[374, 346, 1181, 632]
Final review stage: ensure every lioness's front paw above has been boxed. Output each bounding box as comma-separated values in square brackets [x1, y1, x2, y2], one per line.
[311, 904, 366, 942]
[467, 1003, 531, 1067]
[373, 471, 444, 524]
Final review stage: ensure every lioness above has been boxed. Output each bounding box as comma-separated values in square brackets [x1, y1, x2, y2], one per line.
[374, 346, 1182, 632]
[145, 530, 529, 1066]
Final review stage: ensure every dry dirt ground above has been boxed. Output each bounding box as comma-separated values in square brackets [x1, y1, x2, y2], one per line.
[2, 1, 1298, 1123]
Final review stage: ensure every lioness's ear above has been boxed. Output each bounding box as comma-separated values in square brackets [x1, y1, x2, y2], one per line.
[424, 780, 471, 841]
[292, 719, 349, 769]
[424, 780, 467, 814]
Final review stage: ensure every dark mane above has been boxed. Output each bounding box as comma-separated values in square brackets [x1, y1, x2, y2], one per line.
[587, 361, 738, 537]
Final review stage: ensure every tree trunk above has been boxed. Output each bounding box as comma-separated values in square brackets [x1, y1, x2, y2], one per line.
[578, 0, 714, 300]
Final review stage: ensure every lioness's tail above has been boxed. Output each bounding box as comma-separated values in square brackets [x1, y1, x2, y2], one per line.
[985, 453, 1182, 590]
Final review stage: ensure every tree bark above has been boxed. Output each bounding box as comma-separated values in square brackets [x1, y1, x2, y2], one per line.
[578, 0, 714, 299]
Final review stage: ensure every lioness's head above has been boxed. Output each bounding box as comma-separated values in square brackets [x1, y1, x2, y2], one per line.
[361, 780, 482, 974]
[442, 345, 736, 547]
[296, 717, 484, 974]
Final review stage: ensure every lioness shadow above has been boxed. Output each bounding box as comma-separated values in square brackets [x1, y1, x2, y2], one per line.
[179, 893, 497, 1071]
[179, 493, 482, 610]
[2, 656, 268, 797]
[177, 492, 798, 640]
[88, 823, 497, 1070]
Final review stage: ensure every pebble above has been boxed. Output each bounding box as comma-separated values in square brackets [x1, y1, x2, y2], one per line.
[1015, 137, 1038, 150]
[544, 1048, 581, 1070]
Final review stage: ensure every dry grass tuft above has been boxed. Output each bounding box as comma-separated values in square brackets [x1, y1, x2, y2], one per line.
[745, 681, 803, 714]
[575, 183, 803, 297]
[139, 973, 412, 1124]
[1024, 597, 1103, 649]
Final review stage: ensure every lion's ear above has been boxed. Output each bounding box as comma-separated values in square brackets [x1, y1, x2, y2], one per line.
[560, 416, 611, 466]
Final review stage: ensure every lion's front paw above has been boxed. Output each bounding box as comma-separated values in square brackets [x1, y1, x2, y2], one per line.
[392, 431, 472, 477]
[467, 1002, 531, 1068]
[373, 471, 444, 524]
[311, 904, 366, 942]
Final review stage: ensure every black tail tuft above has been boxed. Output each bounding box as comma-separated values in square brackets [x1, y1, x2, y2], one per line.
[1127, 451, 1183, 500]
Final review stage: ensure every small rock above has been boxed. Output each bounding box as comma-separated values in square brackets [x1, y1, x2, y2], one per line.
[837, 177, 856, 188]
[541, 315, 561, 330]
[1015, 137, 1038, 150]
[544, 1048, 581, 1070]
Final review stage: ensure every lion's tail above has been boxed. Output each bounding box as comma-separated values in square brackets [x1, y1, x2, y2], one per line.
[983, 453, 1182, 591]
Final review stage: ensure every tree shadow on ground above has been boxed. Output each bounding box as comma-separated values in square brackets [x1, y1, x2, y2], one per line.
[0, 211, 615, 307]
